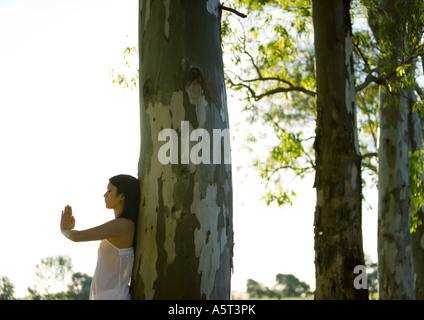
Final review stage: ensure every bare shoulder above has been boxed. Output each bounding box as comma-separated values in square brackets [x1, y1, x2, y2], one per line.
[107, 218, 135, 248]
[114, 217, 135, 229]
[109, 218, 135, 236]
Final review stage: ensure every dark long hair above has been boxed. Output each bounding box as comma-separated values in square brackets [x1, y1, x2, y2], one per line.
[109, 174, 140, 225]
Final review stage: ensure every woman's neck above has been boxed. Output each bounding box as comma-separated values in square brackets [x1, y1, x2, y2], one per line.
[114, 206, 124, 218]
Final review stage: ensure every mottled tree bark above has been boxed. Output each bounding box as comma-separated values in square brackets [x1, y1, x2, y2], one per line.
[378, 87, 414, 299]
[312, 0, 368, 299]
[131, 0, 233, 299]
[374, 0, 415, 300]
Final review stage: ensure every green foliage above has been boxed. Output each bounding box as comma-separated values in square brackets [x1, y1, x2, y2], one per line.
[246, 279, 278, 299]
[409, 150, 424, 232]
[224, 0, 389, 206]
[223, 0, 316, 206]
[262, 187, 296, 207]
[66, 272, 92, 300]
[259, 123, 314, 206]
[362, 0, 424, 92]
[109, 46, 139, 91]
[246, 263, 377, 299]
[31, 255, 73, 297]
[246, 273, 312, 299]
[237, 0, 311, 18]
[0, 256, 90, 300]
[364, 255, 378, 299]
[274, 274, 311, 297]
[351, 6, 380, 181]
[414, 100, 424, 119]
[0, 276, 15, 300]
[223, 0, 424, 209]
[26, 255, 92, 300]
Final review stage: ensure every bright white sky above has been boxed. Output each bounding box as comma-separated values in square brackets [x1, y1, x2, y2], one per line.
[0, 0, 377, 298]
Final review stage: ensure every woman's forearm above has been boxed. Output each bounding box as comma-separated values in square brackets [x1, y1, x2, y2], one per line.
[61, 219, 127, 243]
[61, 229, 80, 242]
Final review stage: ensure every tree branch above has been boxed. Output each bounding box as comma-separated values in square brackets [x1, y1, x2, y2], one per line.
[219, 4, 247, 18]
[226, 69, 316, 100]
[225, 74, 257, 100]
[362, 152, 378, 159]
[352, 36, 372, 74]
[242, 76, 298, 88]
[355, 74, 385, 92]
[254, 86, 316, 100]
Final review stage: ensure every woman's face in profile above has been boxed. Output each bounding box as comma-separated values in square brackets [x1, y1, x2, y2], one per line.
[104, 183, 124, 210]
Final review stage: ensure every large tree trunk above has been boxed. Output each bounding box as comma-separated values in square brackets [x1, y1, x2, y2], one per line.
[375, 0, 415, 300]
[131, 0, 233, 299]
[312, 0, 368, 299]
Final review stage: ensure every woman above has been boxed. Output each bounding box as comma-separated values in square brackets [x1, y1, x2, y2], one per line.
[60, 174, 140, 300]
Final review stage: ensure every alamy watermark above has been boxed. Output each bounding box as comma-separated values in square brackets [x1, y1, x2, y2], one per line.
[158, 121, 231, 165]
[353, 265, 367, 290]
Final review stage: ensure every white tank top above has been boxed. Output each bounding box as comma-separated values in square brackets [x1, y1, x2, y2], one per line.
[89, 239, 134, 300]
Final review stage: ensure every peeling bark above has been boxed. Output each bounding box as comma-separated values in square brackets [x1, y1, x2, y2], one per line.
[374, 0, 415, 300]
[378, 87, 415, 299]
[131, 0, 233, 299]
[312, 0, 368, 299]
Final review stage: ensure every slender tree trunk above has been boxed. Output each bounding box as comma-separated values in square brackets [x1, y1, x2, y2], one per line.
[131, 0, 233, 299]
[377, 88, 415, 299]
[375, 0, 415, 300]
[312, 0, 368, 299]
